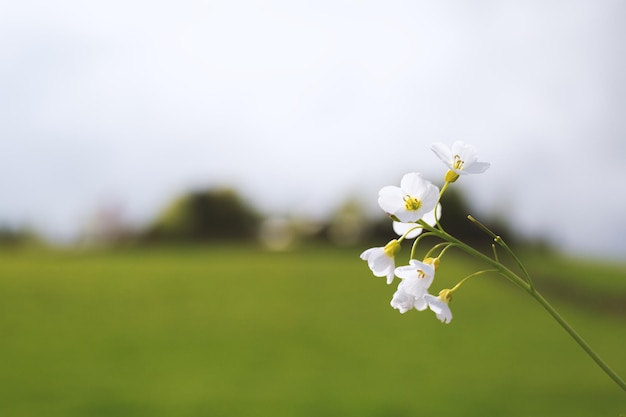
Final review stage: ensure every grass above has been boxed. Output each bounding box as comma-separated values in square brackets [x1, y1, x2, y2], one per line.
[0, 243, 624, 416]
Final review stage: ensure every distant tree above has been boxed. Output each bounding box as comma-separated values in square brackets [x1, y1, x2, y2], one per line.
[0, 224, 40, 247]
[143, 188, 261, 242]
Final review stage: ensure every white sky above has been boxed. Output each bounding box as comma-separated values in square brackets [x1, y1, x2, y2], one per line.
[1, 0, 625, 257]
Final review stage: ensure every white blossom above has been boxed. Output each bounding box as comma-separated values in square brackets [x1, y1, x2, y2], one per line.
[424, 293, 453, 324]
[378, 173, 439, 223]
[431, 141, 490, 176]
[360, 240, 401, 284]
[390, 259, 436, 313]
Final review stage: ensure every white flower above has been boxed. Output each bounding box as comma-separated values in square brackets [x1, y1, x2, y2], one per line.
[378, 173, 439, 223]
[390, 289, 427, 314]
[392, 204, 441, 239]
[390, 260, 452, 323]
[424, 293, 453, 324]
[390, 259, 436, 313]
[360, 240, 401, 284]
[431, 141, 490, 176]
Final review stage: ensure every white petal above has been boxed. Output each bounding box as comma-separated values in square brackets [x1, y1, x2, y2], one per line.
[393, 221, 422, 239]
[390, 290, 414, 313]
[422, 204, 442, 226]
[400, 172, 427, 196]
[437, 307, 453, 323]
[377, 186, 404, 215]
[361, 247, 394, 280]
[397, 270, 434, 296]
[425, 294, 453, 323]
[385, 269, 396, 285]
[369, 252, 394, 277]
[360, 247, 376, 261]
[369, 253, 390, 274]
[394, 205, 441, 237]
[394, 259, 425, 279]
[463, 161, 490, 174]
[395, 259, 435, 280]
[394, 208, 421, 223]
[454, 142, 478, 166]
[431, 142, 453, 166]
[413, 296, 428, 311]
[450, 141, 469, 156]
[394, 263, 417, 280]
[418, 182, 440, 213]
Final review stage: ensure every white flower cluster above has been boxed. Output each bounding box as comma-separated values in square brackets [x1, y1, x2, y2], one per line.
[360, 141, 489, 324]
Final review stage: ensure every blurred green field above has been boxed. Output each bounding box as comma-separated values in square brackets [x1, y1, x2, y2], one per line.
[0, 244, 624, 416]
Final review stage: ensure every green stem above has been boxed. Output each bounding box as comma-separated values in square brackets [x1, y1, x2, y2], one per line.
[450, 269, 499, 292]
[529, 289, 626, 392]
[432, 181, 450, 230]
[418, 220, 626, 392]
[418, 220, 530, 292]
[409, 231, 438, 260]
[467, 215, 534, 289]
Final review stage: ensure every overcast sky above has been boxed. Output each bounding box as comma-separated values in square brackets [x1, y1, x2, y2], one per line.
[1, 0, 626, 257]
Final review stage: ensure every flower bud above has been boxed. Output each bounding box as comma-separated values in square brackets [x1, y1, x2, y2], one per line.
[383, 239, 401, 257]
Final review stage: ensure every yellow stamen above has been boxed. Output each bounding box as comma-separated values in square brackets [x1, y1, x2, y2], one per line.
[443, 155, 464, 183]
[453, 155, 465, 170]
[403, 195, 422, 211]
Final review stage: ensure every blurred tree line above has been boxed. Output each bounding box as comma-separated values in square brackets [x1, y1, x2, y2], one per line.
[1, 186, 529, 250]
[138, 186, 522, 250]
[0, 225, 40, 247]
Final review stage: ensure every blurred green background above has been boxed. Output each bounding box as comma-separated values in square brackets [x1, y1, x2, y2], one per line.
[3, 2, 626, 415]
[1, 241, 624, 416]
